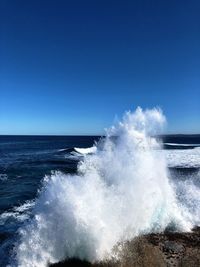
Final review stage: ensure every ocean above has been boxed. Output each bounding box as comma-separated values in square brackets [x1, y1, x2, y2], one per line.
[0, 109, 200, 266]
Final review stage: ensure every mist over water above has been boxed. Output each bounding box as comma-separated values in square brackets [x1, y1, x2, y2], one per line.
[13, 108, 199, 267]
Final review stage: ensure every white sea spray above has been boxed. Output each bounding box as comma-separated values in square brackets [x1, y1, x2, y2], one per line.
[14, 107, 198, 267]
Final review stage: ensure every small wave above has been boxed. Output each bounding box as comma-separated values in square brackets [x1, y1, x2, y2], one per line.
[165, 143, 200, 146]
[0, 173, 8, 181]
[0, 201, 35, 226]
[58, 146, 97, 161]
[164, 143, 200, 150]
[13, 201, 35, 213]
[74, 146, 97, 155]
[57, 148, 75, 153]
[58, 146, 97, 155]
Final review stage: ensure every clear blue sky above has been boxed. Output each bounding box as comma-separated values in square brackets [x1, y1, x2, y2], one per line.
[0, 0, 200, 135]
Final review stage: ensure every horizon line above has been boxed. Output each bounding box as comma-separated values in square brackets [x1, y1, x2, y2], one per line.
[0, 133, 200, 137]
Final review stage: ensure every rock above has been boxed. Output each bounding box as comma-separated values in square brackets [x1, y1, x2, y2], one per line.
[181, 249, 200, 267]
[118, 237, 166, 267]
[163, 241, 185, 254]
[50, 227, 200, 267]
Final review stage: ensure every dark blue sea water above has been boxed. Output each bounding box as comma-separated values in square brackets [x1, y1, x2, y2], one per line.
[0, 136, 100, 211]
[0, 135, 200, 266]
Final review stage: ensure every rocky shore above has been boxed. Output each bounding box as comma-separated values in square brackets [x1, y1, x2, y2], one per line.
[50, 227, 200, 267]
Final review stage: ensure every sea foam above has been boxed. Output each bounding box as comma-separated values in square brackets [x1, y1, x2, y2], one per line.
[14, 107, 196, 267]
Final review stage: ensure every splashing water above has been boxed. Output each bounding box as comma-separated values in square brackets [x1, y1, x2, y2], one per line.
[14, 107, 194, 267]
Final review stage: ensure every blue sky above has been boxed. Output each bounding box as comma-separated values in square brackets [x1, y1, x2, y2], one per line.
[0, 0, 200, 135]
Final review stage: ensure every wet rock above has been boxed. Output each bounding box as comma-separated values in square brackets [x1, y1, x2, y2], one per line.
[181, 249, 200, 267]
[50, 227, 200, 267]
[163, 241, 185, 254]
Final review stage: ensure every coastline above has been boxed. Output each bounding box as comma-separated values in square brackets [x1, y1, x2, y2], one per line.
[50, 227, 200, 267]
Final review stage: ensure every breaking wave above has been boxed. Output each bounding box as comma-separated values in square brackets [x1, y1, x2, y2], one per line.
[13, 107, 200, 267]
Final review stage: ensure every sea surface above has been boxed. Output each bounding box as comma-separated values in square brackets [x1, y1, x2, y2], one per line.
[0, 133, 200, 266]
